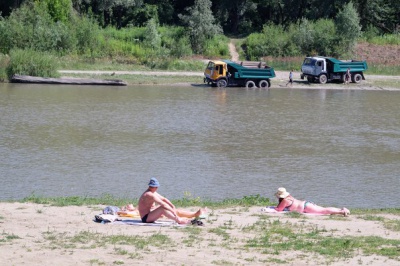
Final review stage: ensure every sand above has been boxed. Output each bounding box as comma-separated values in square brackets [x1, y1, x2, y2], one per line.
[1, 202, 399, 265]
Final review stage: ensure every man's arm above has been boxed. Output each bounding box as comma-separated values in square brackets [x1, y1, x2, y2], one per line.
[153, 193, 176, 213]
[155, 192, 176, 209]
[162, 197, 176, 210]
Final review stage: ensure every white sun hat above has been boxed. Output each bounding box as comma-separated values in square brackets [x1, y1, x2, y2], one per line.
[275, 187, 290, 198]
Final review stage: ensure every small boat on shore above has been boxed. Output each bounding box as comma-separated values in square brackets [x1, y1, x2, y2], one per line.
[11, 75, 127, 86]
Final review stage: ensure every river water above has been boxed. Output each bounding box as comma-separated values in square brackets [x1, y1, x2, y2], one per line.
[1, 83, 399, 208]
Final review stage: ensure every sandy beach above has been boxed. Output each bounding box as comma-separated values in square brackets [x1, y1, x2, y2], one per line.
[1, 202, 399, 265]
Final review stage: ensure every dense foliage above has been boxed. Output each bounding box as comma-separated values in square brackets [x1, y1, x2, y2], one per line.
[6, 49, 60, 79]
[0, 0, 398, 78]
[1, 0, 398, 34]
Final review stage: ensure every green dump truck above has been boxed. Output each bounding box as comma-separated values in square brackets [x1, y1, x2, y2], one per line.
[301, 56, 368, 84]
[204, 60, 276, 88]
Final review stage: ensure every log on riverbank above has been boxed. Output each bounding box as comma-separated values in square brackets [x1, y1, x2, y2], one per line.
[11, 75, 127, 86]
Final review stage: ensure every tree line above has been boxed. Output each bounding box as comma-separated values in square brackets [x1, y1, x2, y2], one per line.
[0, 0, 398, 81]
[0, 0, 398, 34]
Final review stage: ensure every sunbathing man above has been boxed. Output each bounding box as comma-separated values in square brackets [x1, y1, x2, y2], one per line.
[118, 202, 205, 219]
[138, 177, 206, 224]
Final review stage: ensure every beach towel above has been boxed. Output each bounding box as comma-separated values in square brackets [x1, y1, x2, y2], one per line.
[117, 211, 140, 218]
[111, 219, 185, 226]
[95, 217, 204, 227]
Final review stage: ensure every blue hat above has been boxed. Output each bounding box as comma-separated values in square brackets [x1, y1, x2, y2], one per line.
[148, 177, 160, 187]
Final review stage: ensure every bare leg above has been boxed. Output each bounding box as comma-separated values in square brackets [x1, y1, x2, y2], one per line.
[146, 206, 190, 224]
[176, 208, 207, 218]
[304, 203, 350, 216]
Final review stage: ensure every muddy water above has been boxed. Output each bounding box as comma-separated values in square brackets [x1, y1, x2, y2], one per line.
[1, 83, 399, 208]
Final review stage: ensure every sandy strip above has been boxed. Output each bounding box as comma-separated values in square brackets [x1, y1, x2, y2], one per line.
[59, 69, 400, 91]
[1, 202, 399, 265]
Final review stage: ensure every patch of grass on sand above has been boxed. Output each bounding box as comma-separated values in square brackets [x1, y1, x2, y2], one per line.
[384, 219, 400, 231]
[245, 217, 400, 262]
[0, 232, 21, 242]
[211, 259, 235, 265]
[42, 229, 173, 251]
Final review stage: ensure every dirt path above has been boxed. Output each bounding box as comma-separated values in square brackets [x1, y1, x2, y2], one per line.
[229, 39, 239, 61]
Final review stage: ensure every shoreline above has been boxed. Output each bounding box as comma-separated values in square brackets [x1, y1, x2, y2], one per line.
[58, 70, 400, 90]
[1, 202, 399, 265]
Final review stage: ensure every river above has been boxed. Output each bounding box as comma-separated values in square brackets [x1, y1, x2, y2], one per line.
[1, 83, 399, 208]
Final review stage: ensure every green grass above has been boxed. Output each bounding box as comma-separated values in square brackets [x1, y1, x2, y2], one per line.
[42, 229, 172, 250]
[0, 232, 21, 242]
[368, 64, 400, 76]
[384, 219, 400, 231]
[16, 194, 274, 209]
[58, 55, 206, 72]
[10, 195, 400, 217]
[367, 34, 400, 45]
[245, 218, 400, 262]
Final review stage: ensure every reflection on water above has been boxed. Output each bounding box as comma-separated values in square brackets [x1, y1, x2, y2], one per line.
[1, 83, 399, 208]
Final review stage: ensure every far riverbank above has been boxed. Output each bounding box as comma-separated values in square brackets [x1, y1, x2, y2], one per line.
[59, 70, 400, 90]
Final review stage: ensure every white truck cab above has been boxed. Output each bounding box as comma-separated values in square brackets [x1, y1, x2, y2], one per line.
[301, 57, 327, 83]
[301, 56, 368, 84]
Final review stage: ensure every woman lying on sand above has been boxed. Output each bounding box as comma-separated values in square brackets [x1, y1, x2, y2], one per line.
[274, 187, 350, 216]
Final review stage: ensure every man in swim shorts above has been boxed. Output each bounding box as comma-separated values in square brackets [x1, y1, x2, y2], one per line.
[138, 177, 191, 224]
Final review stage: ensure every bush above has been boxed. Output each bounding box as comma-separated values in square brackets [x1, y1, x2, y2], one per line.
[1, 1, 74, 54]
[170, 36, 193, 58]
[72, 14, 101, 56]
[6, 49, 60, 79]
[0, 53, 10, 82]
[368, 34, 400, 45]
[203, 34, 229, 58]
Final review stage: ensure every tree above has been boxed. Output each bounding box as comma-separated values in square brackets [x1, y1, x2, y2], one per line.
[144, 18, 161, 50]
[40, 0, 73, 23]
[179, 0, 222, 53]
[75, 0, 142, 28]
[214, 0, 255, 34]
[355, 0, 399, 33]
[335, 1, 361, 54]
[293, 18, 315, 55]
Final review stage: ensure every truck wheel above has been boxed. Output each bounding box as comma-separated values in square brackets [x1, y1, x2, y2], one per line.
[352, 73, 363, 83]
[245, 80, 256, 89]
[258, 80, 270, 88]
[319, 74, 327, 84]
[342, 74, 347, 83]
[217, 79, 227, 88]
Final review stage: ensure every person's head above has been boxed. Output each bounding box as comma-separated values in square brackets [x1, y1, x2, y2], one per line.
[275, 187, 290, 199]
[126, 204, 135, 211]
[148, 177, 160, 190]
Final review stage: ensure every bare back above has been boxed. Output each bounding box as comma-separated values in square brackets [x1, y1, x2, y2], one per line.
[288, 197, 306, 212]
[276, 195, 305, 212]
